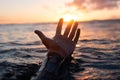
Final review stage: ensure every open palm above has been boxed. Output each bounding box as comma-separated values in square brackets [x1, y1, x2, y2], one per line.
[35, 18, 80, 58]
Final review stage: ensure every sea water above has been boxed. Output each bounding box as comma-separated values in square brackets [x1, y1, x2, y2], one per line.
[0, 20, 120, 80]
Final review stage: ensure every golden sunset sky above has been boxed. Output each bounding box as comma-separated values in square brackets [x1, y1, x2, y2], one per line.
[0, 0, 120, 24]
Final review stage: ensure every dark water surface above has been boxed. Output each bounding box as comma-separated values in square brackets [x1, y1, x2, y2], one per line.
[0, 21, 120, 80]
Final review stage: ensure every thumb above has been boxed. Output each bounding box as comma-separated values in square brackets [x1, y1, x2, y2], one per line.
[34, 30, 46, 40]
[34, 30, 50, 49]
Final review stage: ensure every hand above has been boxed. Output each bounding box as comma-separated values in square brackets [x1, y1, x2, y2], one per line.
[35, 18, 80, 58]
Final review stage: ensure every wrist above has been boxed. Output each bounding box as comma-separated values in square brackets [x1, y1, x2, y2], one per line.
[47, 49, 67, 58]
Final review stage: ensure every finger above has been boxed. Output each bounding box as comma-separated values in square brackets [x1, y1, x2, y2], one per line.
[74, 29, 80, 43]
[63, 20, 74, 37]
[69, 22, 78, 40]
[34, 30, 50, 49]
[56, 18, 63, 35]
[34, 30, 46, 41]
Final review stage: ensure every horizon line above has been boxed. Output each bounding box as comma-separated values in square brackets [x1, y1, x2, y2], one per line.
[0, 18, 120, 25]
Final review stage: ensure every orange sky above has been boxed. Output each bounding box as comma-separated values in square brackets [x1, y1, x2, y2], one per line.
[0, 0, 120, 24]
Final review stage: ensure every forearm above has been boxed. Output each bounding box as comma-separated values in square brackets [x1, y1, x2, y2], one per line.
[36, 52, 64, 80]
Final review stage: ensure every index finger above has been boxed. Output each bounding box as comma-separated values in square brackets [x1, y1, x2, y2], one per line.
[56, 18, 63, 35]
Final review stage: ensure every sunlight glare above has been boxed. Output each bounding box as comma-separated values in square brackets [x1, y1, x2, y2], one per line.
[62, 14, 78, 22]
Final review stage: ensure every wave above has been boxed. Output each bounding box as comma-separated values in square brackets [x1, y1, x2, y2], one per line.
[0, 41, 42, 46]
[0, 48, 47, 54]
[80, 39, 120, 44]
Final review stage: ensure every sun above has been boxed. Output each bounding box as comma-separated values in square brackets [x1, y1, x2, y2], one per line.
[62, 14, 78, 22]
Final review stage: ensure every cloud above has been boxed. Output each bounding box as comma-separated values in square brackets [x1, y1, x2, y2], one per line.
[66, 0, 119, 11]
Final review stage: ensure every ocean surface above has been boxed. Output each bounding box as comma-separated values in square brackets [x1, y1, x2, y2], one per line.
[0, 20, 120, 80]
